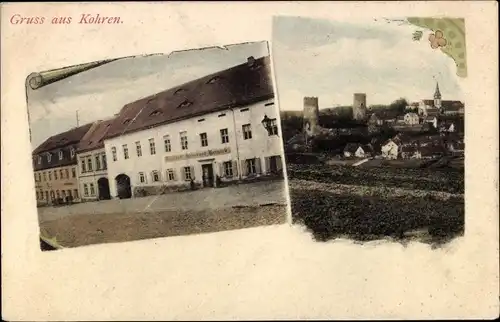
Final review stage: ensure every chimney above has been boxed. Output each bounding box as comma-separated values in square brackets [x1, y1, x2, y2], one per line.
[247, 56, 256, 67]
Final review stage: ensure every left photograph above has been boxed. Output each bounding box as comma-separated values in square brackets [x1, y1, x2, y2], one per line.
[27, 41, 288, 251]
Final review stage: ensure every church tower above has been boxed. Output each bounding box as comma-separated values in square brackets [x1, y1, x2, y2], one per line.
[434, 82, 442, 108]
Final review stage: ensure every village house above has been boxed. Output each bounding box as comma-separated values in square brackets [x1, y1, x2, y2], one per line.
[102, 56, 283, 199]
[448, 141, 465, 156]
[32, 123, 93, 205]
[423, 116, 438, 129]
[381, 139, 399, 160]
[400, 145, 422, 159]
[403, 112, 419, 125]
[76, 118, 115, 201]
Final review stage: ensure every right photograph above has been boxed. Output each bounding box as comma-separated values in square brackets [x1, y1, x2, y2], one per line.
[273, 16, 466, 246]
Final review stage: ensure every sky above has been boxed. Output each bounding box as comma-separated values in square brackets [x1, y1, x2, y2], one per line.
[272, 16, 465, 111]
[27, 41, 269, 150]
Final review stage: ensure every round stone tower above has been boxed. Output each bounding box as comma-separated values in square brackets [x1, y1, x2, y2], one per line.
[303, 96, 320, 136]
[353, 93, 367, 121]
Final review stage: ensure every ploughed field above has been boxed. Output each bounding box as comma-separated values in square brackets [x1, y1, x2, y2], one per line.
[287, 164, 464, 245]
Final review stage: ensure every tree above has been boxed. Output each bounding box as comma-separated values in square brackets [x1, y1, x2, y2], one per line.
[389, 98, 409, 114]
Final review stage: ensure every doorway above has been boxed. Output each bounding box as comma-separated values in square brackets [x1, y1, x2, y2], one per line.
[98, 177, 111, 200]
[201, 164, 214, 187]
[115, 174, 132, 199]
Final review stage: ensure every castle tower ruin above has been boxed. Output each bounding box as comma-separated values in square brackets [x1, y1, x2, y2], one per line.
[353, 93, 367, 121]
[303, 96, 320, 136]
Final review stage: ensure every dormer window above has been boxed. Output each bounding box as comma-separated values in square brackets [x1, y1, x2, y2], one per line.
[58, 150, 63, 160]
[37, 156, 41, 164]
[150, 110, 162, 116]
[47, 153, 52, 163]
[174, 88, 186, 95]
[206, 76, 220, 84]
[123, 119, 131, 125]
[70, 147, 75, 158]
[178, 100, 192, 108]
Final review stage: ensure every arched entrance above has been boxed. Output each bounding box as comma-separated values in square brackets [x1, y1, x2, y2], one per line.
[115, 174, 132, 199]
[98, 177, 111, 200]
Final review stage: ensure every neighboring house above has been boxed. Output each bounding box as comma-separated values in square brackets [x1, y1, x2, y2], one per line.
[419, 145, 445, 159]
[404, 112, 419, 125]
[32, 123, 93, 205]
[400, 145, 422, 159]
[441, 100, 465, 115]
[423, 116, 438, 129]
[448, 142, 465, 156]
[381, 139, 399, 160]
[76, 118, 115, 201]
[368, 113, 383, 126]
[102, 55, 283, 199]
[343, 143, 366, 158]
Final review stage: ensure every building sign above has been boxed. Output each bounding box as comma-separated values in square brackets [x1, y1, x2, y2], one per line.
[165, 147, 231, 162]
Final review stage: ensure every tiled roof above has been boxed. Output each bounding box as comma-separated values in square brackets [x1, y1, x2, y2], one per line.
[104, 55, 274, 140]
[32, 123, 93, 155]
[441, 100, 464, 110]
[77, 118, 115, 153]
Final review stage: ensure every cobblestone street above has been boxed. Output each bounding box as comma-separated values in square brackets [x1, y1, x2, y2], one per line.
[38, 179, 287, 223]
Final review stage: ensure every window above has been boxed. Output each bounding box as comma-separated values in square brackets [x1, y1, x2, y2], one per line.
[149, 138, 156, 155]
[81, 159, 86, 172]
[73, 189, 79, 199]
[58, 150, 63, 160]
[268, 118, 279, 136]
[34, 173, 37, 182]
[54, 170, 58, 180]
[139, 172, 146, 183]
[164, 135, 171, 152]
[223, 161, 233, 177]
[70, 148, 75, 158]
[38, 173, 41, 182]
[90, 183, 95, 196]
[47, 153, 52, 163]
[72, 168, 76, 178]
[246, 158, 256, 175]
[111, 147, 117, 161]
[242, 124, 252, 140]
[68, 190, 72, 198]
[200, 133, 208, 147]
[220, 128, 229, 144]
[152, 170, 160, 182]
[198, 118, 205, 122]
[59, 169, 64, 179]
[36, 191, 39, 200]
[183, 166, 192, 180]
[43, 172, 47, 181]
[264, 102, 275, 106]
[180, 132, 188, 150]
[240, 108, 249, 112]
[166, 169, 175, 181]
[84, 184, 89, 197]
[37, 156, 41, 164]
[218, 113, 226, 118]
[87, 158, 93, 171]
[95, 155, 101, 169]
[48, 171, 52, 181]
[56, 190, 60, 199]
[123, 144, 129, 159]
[136, 141, 142, 157]
[65, 169, 69, 178]
[102, 154, 107, 169]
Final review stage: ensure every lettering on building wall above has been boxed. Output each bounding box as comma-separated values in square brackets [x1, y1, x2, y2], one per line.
[164, 147, 231, 162]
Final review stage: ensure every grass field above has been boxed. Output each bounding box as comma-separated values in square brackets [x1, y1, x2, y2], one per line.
[287, 163, 464, 246]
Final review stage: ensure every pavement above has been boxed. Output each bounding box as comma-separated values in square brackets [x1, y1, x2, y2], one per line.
[38, 179, 287, 223]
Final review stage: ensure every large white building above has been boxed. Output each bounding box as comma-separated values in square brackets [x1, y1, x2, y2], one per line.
[75, 119, 114, 201]
[102, 55, 284, 199]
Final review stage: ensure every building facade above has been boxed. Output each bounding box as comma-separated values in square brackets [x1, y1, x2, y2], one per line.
[102, 55, 284, 199]
[76, 119, 114, 201]
[32, 123, 93, 205]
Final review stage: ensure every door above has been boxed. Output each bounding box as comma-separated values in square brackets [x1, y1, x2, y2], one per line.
[201, 164, 214, 187]
[269, 156, 278, 173]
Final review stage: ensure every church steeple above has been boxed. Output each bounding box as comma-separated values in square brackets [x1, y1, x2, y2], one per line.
[433, 81, 442, 108]
[434, 82, 442, 99]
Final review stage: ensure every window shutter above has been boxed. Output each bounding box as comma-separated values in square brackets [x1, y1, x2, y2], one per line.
[181, 167, 186, 181]
[190, 166, 195, 180]
[232, 160, 238, 177]
[219, 162, 224, 178]
[240, 160, 247, 177]
[255, 157, 262, 174]
[264, 157, 271, 174]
